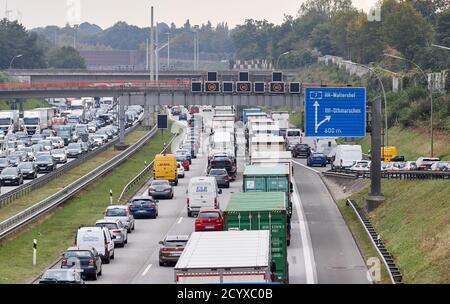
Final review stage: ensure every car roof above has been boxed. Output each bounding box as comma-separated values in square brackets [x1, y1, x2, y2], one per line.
[199, 208, 222, 213]
[106, 205, 127, 209]
[66, 246, 95, 252]
[96, 218, 121, 224]
[130, 196, 154, 201]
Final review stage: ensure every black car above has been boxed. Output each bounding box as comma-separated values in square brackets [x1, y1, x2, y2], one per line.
[0, 158, 10, 173]
[0, 167, 24, 186]
[35, 155, 56, 173]
[67, 143, 83, 158]
[61, 246, 102, 281]
[292, 143, 311, 158]
[18, 162, 38, 179]
[390, 155, 405, 162]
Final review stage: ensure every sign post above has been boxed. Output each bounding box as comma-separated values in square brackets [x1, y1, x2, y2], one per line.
[158, 114, 168, 140]
[304, 87, 366, 137]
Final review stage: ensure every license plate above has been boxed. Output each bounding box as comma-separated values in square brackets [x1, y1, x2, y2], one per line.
[170, 252, 181, 256]
[205, 226, 215, 229]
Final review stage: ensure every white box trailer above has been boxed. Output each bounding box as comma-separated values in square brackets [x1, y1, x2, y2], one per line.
[249, 134, 285, 159]
[250, 151, 293, 176]
[174, 230, 271, 284]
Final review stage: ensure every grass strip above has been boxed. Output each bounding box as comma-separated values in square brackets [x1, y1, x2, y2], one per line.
[0, 128, 148, 222]
[0, 125, 174, 283]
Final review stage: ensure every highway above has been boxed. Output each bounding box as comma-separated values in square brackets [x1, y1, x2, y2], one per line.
[42, 108, 370, 284]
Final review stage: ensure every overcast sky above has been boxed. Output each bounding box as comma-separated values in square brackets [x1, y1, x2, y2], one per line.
[3, 0, 378, 29]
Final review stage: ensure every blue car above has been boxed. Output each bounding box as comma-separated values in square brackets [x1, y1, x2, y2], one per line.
[127, 196, 158, 219]
[307, 153, 327, 167]
[179, 113, 188, 121]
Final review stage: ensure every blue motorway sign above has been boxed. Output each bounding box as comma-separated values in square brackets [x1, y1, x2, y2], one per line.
[304, 87, 366, 137]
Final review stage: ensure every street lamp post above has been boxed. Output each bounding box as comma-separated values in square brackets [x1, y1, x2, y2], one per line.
[384, 53, 434, 157]
[348, 62, 389, 148]
[276, 51, 292, 69]
[9, 54, 23, 69]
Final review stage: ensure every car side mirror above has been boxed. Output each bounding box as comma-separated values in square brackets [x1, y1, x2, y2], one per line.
[218, 189, 223, 194]
[158, 241, 163, 245]
[155, 200, 159, 204]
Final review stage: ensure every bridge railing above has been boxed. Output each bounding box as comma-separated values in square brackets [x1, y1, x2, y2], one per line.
[0, 79, 191, 90]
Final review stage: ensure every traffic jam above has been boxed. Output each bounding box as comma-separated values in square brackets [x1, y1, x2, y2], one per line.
[39, 104, 306, 284]
[0, 98, 142, 195]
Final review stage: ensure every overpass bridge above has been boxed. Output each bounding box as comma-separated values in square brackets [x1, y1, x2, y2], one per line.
[6, 69, 299, 83]
[0, 78, 352, 149]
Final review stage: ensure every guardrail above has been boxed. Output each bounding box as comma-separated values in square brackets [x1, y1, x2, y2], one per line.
[117, 133, 178, 203]
[346, 199, 403, 284]
[0, 118, 142, 209]
[324, 169, 450, 180]
[0, 123, 158, 241]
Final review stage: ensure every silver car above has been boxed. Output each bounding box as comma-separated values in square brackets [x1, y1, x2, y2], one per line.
[51, 148, 68, 164]
[95, 219, 128, 248]
[103, 205, 135, 233]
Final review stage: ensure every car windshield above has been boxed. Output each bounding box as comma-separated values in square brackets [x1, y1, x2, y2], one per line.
[313, 154, 325, 157]
[163, 240, 187, 247]
[0, 159, 9, 165]
[105, 208, 126, 216]
[41, 270, 76, 281]
[52, 149, 65, 155]
[198, 212, 221, 218]
[130, 199, 153, 206]
[68, 144, 81, 149]
[96, 223, 118, 230]
[287, 131, 301, 136]
[64, 250, 92, 258]
[2, 167, 17, 175]
[209, 169, 227, 176]
[37, 155, 52, 162]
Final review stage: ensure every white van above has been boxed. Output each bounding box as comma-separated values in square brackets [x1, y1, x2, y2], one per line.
[75, 226, 115, 264]
[186, 176, 221, 217]
[315, 138, 338, 163]
[286, 129, 302, 150]
[332, 145, 363, 169]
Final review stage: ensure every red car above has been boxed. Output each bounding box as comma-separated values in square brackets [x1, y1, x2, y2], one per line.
[176, 155, 190, 171]
[195, 209, 224, 232]
[189, 106, 200, 114]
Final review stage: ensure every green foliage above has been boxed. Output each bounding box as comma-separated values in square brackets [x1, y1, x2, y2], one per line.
[0, 19, 47, 69]
[47, 46, 86, 69]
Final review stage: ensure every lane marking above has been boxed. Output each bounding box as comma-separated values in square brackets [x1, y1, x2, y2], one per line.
[292, 160, 320, 174]
[177, 217, 183, 224]
[292, 180, 317, 284]
[142, 264, 152, 276]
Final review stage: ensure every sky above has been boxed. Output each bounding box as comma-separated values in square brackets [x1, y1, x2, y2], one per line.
[2, 0, 379, 29]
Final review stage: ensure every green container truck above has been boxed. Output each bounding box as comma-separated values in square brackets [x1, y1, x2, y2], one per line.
[243, 165, 292, 245]
[224, 192, 289, 283]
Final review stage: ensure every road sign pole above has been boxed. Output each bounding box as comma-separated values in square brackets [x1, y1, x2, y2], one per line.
[365, 96, 385, 211]
[33, 239, 37, 266]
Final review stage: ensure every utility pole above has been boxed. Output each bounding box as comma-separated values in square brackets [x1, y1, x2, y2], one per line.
[150, 6, 155, 81]
[155, 22, 159, 81]
[167, 32, 170, 70]
[73, 24, 78, 49]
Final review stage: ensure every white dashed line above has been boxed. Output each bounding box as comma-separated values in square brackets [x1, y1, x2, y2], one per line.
[142, 264, 152, 276]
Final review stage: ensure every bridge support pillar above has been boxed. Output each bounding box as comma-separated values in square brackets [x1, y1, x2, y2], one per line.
[115, 96, 129, 151]
[143, 100, 154, 129]
[365, 96, 385, 211]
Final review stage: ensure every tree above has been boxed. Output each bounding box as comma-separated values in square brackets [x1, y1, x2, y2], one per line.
[0, 19, 47, 69]
[47, 46, 86, 69]
[309, 22, 334, 54]
[436, 8, 450, 46]
[299, 0, 353, 18]
[382, 1, 433, 60]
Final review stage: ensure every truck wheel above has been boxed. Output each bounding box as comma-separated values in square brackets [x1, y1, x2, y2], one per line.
[187, 210, 192, 217]
[287, 240, 291, 246]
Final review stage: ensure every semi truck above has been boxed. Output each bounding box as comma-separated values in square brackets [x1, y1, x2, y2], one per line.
[224, 192, 289, 283]
[23, 108, 55, 136]
[271, 111, 290, 137]
[0, 110, 20, 135]
[242, 108, 261, 124]
[174, 230, 272, 284]
[242, 165, 293, 243]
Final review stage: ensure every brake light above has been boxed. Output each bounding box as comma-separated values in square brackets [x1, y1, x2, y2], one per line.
[224, 176, 230, 181]
[61, 259, 67, 266]
[89, 259, 95, 266]
[113, 230, 121, 234]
